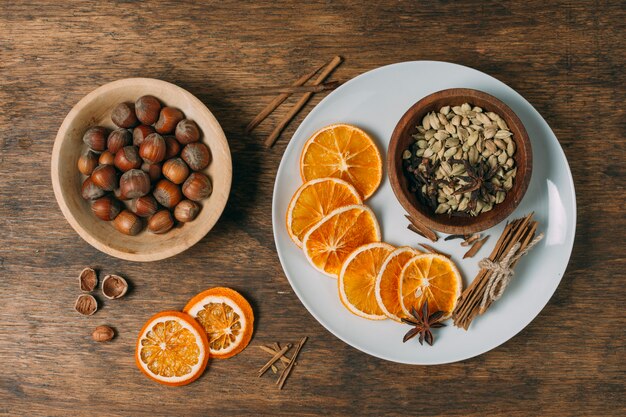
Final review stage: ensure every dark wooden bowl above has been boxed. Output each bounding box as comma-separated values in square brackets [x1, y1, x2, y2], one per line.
[388, 88, 532, 235]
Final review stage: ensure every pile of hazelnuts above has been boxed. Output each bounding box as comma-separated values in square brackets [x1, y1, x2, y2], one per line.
[78, 95, 212, 235]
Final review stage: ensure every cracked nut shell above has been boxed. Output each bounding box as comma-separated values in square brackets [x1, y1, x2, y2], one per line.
[101, 274, 128, 299]
[75, 294, 98, 316]
[79, 267, 98, 292]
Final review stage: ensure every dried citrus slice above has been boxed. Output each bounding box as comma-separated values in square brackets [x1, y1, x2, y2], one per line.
[135, 311, 209, 386]
[399, 254, 462, 319]
[286, 177, 362, 248]
[183, 287, 254, 359]
[338, 242, 395, 319]
[302, 204, 381, 278]
[300, 124, 382, 200]
[374, 246, 422, 322]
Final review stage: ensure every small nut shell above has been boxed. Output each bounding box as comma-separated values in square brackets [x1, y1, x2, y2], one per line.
[90, 164, 118, 191]
[98, 151, 115, 166]
[102, 274, 129, 299]
[79, 267, 98, 292]
[113, 210, 143, 235]
[174, 200, 200, 222]
[75, 294, 97, 316]
[162, 157, 190, 184]
[91, 195, 122, 221]
[107, 128, 132, 154]
[154, 107, 184, 134]
[181, 143, 211, 171]
[139, 133, 166, 164]
[133, 124, 155, 147]
[82, 126, 108, 152]
[114, 146, 142, 172]
[153, 179, 183, 208]
[77, 151, 98, 175]
[81, 177, 106, 200]
[111, 102, 138, 128]
[148, 210, 174, 234]
[175, 119, 200, 144]
[182, 172, 212, 202]
[119, 169, 151, 199]
[135, 95, 161, 125]
[92, 325, 115, 342]
[128, 195, 158, 217]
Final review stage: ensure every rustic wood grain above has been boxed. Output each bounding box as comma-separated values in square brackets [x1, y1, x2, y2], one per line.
[0, 1, 624, 416]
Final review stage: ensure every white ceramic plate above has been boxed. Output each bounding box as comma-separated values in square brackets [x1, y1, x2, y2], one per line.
[271, 61, 576, 364]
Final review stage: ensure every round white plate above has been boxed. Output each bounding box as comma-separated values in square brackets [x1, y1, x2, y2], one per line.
[271, 61, 576, 364]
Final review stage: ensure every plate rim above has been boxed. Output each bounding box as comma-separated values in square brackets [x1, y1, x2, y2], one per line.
[271, 60, 577, 364]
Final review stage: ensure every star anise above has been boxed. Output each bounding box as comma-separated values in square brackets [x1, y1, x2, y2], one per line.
[401, 301, 446, 346]
[449, 159, 505, 213]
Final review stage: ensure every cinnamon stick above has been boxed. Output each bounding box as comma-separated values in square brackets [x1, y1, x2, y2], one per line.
[246, 62, 326, 133]
[258, 344, 291, 377]
[462, 235, 489, 258]
[277, 336, 307, 390]
[257, 345, 293, 365]
[265, 56, 343, 148]
[251, 81, 341, 95]
[405, 215, 438, 242]
[418, 243, 450, 258]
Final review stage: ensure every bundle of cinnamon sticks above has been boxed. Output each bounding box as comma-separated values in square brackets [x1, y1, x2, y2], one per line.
[247, 56, 343, 148]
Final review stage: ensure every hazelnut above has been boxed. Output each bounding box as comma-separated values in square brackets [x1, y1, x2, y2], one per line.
[153, 179, 182, 208]
[114, 145, 142, 172]
[111, 102, 138, 128]
[175, 119, 200, 144]
[90, 164, 118, 191]
[75, 294, 97, 316]
[141, 162, 162, 182]
[182, 172, 212, 202]
[82, 126, 108, 152]
[164, 136, 181, 159]
[154, 107, 184, 134]
[92, 325, 115, 342]
[119, 169, 151, 199]
[79, 267, 98, 292]
[174, 200, 200, 222]
[181, 143, 211, 171]
[102, 274, 128, 299]
[135, 95, 162, 125]
[107, 128, 132, 154]
[139, 133, 166, 164]
[162, 157, 190, 184]
[98, 150, 115, 166]
[133, 124, 155, 147]
[113, 210, 143, 235]
[148, 210, 174, 234]
[81, 176, 106, 200]
[77, 151, 98, 175]
[91, 195, 122, 221]
[128, 194, 158, 217]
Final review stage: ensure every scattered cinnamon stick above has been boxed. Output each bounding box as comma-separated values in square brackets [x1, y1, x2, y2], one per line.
[418, 243, 450, 258]
[463, 235, 489, 258]
[277, 336, 307, 390]
[405, 215, 438, 242]
[251, 81, 341, 95]
[265, 56, 343, 148]
[246, 62, 326, 133]
[258, 344, 291, 377]
[257, 345, 293, 365]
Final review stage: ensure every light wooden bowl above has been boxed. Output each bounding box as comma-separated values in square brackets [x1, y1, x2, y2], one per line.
[51, 78, 232, 261]
[388, 88, 532, 235]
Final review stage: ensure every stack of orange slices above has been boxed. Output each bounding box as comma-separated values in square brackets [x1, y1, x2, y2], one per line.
[135, 287, 254, 386]
[287, 123, 463, 327]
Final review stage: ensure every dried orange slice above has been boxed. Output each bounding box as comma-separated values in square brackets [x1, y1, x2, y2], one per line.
[302, 204, 381, 278]
[399, 254, 462, 319]
[135, 311, 209, 386]
[183, 287, 254, 359]
[375, 246, 422, 322]
[300, 124, 382, 200]
[338, 242, 395, 319]
[286, 177, 362, 248]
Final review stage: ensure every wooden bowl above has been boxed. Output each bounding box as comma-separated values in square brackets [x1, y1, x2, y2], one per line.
[51, 78, 232, 261]
[388, 88, 532, 235]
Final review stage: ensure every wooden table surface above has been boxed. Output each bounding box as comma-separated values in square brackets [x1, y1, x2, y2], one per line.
[1, 1, 624, 416]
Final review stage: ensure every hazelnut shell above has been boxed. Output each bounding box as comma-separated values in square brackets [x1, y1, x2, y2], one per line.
[75, 294, 98, 316]
[81, 177, 106, 200]
[82, 126, 108, 152]
[128, 195, 158, 218]
[174, 200, 200, 222]
[79, 267, 98, 292]
[133, 124, 155, 147]
[101, 274, 129, 299]
[98, 151, 115, 166]
[119, 169, 151, 199]
[92, 325, 115, 342]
